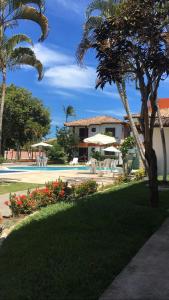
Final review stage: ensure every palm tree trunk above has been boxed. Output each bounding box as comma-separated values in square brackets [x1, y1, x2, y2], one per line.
[116, 82, 146, 169]
[0, 67, 6, 155]
[157, 105, 167, 182]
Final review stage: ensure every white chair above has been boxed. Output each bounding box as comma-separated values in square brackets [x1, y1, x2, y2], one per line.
[69, 157, 78, 165]
[36, 156, 41, 167]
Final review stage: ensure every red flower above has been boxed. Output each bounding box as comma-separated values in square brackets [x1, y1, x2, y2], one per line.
[17, 200, 23, 206]
[53, 182, 59, 188]
[59, 190, 65, 198]
[20, 195, 27, 200]
[4, 200, 9, 206]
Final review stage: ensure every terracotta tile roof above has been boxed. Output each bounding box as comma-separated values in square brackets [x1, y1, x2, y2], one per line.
[64, 116, 125, 127]
[158, 98, 169, 109]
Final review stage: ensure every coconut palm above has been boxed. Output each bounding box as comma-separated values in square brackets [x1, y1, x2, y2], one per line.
[0, 0, 48, 153]
[77, 0, 146, 168]
[63, 105, 76, 123]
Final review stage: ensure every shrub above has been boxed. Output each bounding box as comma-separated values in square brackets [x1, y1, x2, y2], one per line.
[134, 169, 145, 181]
[47, 142, 67, 164]
[114, 174, 131, 185]
[74, 180, 98, 198]
[0, 156, 5, 164]
[6, 180, 98, 216]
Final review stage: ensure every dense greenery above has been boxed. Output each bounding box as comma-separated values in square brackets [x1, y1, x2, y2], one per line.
[47, 142, 67, 164]
[0, 182, 169, 299]
[0, 0, 48, 153]
[56, 127, 79, 161]
[2, 84, 50, 152]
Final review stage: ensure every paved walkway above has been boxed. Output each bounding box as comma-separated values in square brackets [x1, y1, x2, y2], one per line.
[99, 218, 169, 300]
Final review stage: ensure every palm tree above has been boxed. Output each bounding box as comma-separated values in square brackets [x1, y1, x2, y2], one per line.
[0, 0, 48, 153]
[63, 105, 76, 123]
[77, 0, 146, 168]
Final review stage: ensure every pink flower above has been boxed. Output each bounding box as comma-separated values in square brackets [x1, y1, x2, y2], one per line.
[4, 200, 9, 206]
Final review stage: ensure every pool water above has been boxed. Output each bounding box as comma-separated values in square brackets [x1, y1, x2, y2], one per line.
[0, 170, 23, 174]
[8, 166, 90, 171]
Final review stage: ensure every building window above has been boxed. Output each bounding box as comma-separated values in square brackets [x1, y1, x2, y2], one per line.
[91, 128, 96, 132]
[105, 128, 115, 137]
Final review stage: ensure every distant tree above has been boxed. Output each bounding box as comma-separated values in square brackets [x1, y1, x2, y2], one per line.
[56, 127, 79, 161]
[120, 137, 135, 175]
[2, 85, 50, 153]
[0, 0, 48, 153]
[63, 105, 76, 123]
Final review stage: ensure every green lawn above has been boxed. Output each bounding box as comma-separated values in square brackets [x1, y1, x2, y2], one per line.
[0, 182, 169, 300]
[0, 182, 43, 194]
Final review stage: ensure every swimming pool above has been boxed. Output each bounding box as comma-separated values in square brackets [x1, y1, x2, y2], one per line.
[0, 170, 23, 174]
[8, 166, 89, 171]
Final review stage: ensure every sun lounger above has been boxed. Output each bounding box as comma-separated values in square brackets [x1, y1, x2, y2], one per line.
[69, 157, 79, 165]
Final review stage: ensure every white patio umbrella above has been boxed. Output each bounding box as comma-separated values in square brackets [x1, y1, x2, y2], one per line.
[31, 142, 53, 148]
[84, 134, 116, 145]
[103, 146, 121, 153]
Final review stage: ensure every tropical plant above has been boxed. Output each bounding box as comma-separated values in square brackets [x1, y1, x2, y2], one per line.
[2, 84, 50, 153]
[120, 136, 135, 175]
[56, 126, 79, 161]
[89, 0, 169, 206]
[77, 0, 146, 169]
[47, 142, 67, 164]
[63, 105, 76, 123]
[0, 0, 48, 154]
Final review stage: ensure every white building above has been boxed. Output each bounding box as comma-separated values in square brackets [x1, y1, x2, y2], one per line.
[65, 115, 129, 161]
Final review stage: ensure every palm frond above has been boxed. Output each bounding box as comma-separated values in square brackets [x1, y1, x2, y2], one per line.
[4, 34, 33, 54]
[11, 47, 43, 80]
[84, 16, 103, 36]
[13, 5, 48, 41]
[86, 0, 120, 19]
[9, 0, 45, 12]
[76, 37, 94, 65]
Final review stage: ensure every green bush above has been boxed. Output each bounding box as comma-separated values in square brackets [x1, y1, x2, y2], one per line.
[114, 174, 131, 185]
[75, 180, 98, 198]
[47, 142, 67, 164]
[134, 169, 145, 181]
[6, 180, 98, 216]
[0, 156, 5, 164]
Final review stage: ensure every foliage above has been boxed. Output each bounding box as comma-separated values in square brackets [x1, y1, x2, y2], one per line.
[91, 150, 104, 161]
[114, 174, 131, 185]
[6, 179, 98, 216]
[120, 137, 135, 159]
[56, 127, 79, 161]
[47, 142, 67, 164]
[74, 180, 98, 198]
[0, 156, 5, 164]
[63, 105, 76, 123]
[2, 84, 50, 151]
[134, 169, 145, 181]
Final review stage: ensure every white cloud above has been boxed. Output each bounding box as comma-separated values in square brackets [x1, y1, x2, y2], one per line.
[33, 44, 73, 67]
[85, 108, 126, 118]
[45, 65, 96, 89]
[48, 0, 87, 15]
[55, 90, 76, 98]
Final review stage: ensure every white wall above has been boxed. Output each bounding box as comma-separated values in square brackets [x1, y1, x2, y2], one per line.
[153, 128, 169, 175]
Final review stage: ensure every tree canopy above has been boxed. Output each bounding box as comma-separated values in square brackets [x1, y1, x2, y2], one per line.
[2, 84, 50, 150]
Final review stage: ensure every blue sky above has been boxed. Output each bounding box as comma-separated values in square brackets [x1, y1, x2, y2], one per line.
[6, 0, 169, 137]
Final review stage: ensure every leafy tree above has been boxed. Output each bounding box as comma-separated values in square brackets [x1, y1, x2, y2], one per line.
[0, 0, 48, 153]
[77, 0, 146, 169]
[2, 84, 50, 152]
[47, 142, 67, 164]
[80, 0, 169, 206]
[120, 137, 135, 174]
[63, 105, 76, 123]
[56, 127, 79, 161]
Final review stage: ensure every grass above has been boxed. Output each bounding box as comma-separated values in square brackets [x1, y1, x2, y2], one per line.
[0, 182, 43, 195]
[0, 182, 169, 300]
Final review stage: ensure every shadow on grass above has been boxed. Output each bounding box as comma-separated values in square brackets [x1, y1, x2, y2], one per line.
[0, 182, 169, 300]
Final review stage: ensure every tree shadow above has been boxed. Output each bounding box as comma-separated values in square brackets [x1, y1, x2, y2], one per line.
[0, 182, 168, 300]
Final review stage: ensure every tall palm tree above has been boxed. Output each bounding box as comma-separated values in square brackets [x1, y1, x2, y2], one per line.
[77, 0, 146, 167]
[0, 0, 48, 153]
[63, 105, 76, 123]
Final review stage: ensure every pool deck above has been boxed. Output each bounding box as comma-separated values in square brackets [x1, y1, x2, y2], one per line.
[0, 164, 117, 186]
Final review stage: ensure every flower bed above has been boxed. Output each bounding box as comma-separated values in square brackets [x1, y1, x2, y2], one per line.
[5, 180, 98, 216]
